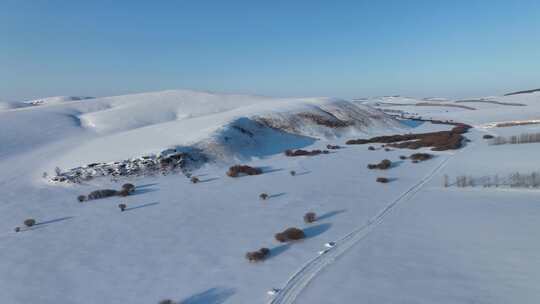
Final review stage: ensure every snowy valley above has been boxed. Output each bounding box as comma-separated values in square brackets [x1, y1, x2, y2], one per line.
[1, 89, 539, 304]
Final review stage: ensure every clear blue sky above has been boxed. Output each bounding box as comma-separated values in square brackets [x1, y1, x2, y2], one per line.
[1, 0, 539, 101]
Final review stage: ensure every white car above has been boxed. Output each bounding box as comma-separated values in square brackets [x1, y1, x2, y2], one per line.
[324, 241, 336, 248]
[318, 249, 330, 255]
[267, 288, 280, 296]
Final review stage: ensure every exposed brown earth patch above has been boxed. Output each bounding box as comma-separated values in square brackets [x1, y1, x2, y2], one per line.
[346, 124, 471, 151]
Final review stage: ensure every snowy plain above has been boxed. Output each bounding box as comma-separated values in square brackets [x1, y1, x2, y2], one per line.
[0, 89, 539, 303]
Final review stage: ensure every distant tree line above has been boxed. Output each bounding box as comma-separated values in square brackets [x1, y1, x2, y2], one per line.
[444, 172, 540, 188]
[489, 132, 540, 145]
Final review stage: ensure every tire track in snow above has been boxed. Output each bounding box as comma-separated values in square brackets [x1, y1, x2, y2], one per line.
[269, 155, 453, 304]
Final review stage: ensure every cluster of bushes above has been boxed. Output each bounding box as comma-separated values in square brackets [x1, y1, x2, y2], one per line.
[346, 124, 471, 151]
[226, 165, 262, 177]
[367, 159, 392, 170]
[78, 183, 135, 202]
[284, 149, 329, 157]
[488, 132, 540, 145]
[245, 248, 270, 262]
[482, 134, 494, 139]
[326, 144, 341, 150]
[275, 227, 305, 242]
[409, 153, 433, 162]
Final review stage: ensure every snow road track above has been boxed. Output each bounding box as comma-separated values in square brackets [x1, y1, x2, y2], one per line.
[269, 155, 452, 304]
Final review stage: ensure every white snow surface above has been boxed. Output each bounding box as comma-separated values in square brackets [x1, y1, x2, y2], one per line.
[1, 89, 540, 304]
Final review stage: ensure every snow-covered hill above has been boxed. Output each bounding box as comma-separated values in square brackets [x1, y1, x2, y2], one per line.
[0, 96, 94, 112]
[0, 90, 404, 178]
[1, 89, 540, 304]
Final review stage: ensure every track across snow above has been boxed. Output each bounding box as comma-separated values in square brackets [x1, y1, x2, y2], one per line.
[269, 154, 453, 304]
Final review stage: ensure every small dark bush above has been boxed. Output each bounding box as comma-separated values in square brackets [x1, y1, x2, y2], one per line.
[190, 176, 200, 183]
[245, 247, 271, 262]
[158, 300, 176, 304]
[118, 203, 127, 211]
[275, 232, 288, 243]
[289, 170, 296, 176]
[226, 165, 262, 177]
[483, 134, 494, 139]
[14, 227, 20, 232]
[275, 227, 305, 242]
[24, 219, 36, 227]
[376, 177, 390, 183]
[303, 212, 317, 223]
[412, 160, 419, 163]
[285, 149, 324, 157]
[399, 155, 407, 160]
[259, 193, 269, 200]
[77, 195, 87, 202]
[121, 183, 135, 194]
[378, 159, 392, 169]
[368, 146, 375, 151]
[368, 160, 392, 169]
[259, 247, 270, 256]
[117, 189, 130, 197]
[326, 144, 341, 150]
[410, 153, 433, 161]
[384, 148, 391, 152]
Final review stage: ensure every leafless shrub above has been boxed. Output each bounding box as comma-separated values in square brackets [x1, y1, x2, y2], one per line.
[77, 195, 87, 202]
[399, 155, 407, 160]
[326, 144, 341, 150]
[122, 183, 135, 193]
[118, 203, 127, 211]
[190, 176, 200, 183]
[289, 170, 296, 176]
[368, 146, 375, 151]
[376, 177, 390, 183]
[259, 193, 269, 200]
[285, 149, 326, 157]
[24, 219, 36, 227]
[14, 227, 21, 232]
[303, 212, 317, 223]
[245, 247, 271, 262]
[368, 159, 392, 170]
[88, 189, 119, 200]
[226, 165, 262, 177]
[275, 227, 305, 242]
[117, 189, 130, 197]
[410, 153, 433, 161]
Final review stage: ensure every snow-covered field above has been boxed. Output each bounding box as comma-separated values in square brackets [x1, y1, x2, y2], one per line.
[1, 89, 539, 303]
